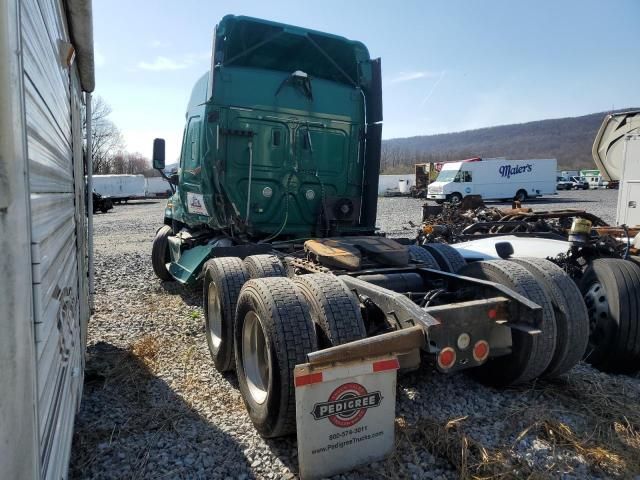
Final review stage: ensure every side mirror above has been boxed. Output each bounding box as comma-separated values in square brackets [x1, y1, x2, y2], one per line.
[152, 138, 166, 170]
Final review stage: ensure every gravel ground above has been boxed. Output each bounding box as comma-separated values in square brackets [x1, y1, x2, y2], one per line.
[70, 191, 640, 480]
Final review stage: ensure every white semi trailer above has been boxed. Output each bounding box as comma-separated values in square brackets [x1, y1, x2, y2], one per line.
[145, 176, 172, 198]
[92, 174, 146, 203]
[0, 1, 94, 478]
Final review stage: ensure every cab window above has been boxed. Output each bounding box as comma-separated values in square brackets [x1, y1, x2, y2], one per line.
[462, 171, 472, 182]
[181, 116, 201, 172]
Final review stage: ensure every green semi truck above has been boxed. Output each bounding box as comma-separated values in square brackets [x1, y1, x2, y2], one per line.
[151, 15, 589, 439]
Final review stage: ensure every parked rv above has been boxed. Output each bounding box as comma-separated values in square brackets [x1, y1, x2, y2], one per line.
[92, 174, 146, 203]
[427, 158, 557, 203]
[0, 0, 94, 478]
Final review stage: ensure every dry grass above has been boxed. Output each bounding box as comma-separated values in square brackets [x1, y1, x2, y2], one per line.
[131, 335, 163, 367]
[377, 369, 640, 479]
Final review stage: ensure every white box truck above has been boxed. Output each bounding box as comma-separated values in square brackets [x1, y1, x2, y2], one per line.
[427, 158, 557, 203]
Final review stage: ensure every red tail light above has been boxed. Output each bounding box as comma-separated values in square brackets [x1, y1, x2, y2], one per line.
[473, 340, 490, 362]
[437, 347, 456, 369]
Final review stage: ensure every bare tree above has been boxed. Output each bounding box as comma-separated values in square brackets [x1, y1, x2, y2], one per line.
[84, 96, 124, 174]
[107, 151, 150, 174]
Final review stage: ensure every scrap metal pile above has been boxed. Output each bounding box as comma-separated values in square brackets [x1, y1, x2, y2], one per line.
[416, 200, 639, 278]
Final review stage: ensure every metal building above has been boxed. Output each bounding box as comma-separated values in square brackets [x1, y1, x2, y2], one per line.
[0, 0, 95, 478]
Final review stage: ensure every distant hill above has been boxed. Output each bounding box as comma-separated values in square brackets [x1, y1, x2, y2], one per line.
[380, 109, 637, 173]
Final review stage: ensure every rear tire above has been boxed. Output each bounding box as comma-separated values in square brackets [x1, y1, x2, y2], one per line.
[294, 273, 366, 349]
[579, 259, 640, 373]
[511, 258, 589, 377]
[408, 245, 440, 269]
[235, 277, 317, 438]
[423, 243, 466, 273]
[152, 225, 173, 281]
[514, 190, 527, 202]
[203, 257, 249, 372]
[457, 260, 557, 385]
[244, 254, 286, 279]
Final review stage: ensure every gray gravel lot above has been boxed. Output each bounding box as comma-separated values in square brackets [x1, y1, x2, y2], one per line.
[70, 190, 640, 479]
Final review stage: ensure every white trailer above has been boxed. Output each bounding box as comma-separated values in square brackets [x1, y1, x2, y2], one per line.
[92, 174, 146, 202]
[145, 176, 172, 198]
[427, 158, 557, 203]
[593, 110, 640, 226]
[0, 1, 94, 479]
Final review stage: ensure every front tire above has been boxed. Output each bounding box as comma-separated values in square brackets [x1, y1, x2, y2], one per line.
[449, 192, 462, 205]
[514, 189, 527, 202]
[235, 277, 317, 438]
[151, 225, 173, 281]
[203, 257, 248, 372]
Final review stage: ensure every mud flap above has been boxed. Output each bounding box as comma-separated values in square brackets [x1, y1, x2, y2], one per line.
[294, 356, 399, 479]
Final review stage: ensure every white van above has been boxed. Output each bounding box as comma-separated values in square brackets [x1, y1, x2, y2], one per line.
[427, 158, 557, 203]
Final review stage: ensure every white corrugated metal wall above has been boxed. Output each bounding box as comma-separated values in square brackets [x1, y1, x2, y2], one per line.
[21, 0, 88, 478]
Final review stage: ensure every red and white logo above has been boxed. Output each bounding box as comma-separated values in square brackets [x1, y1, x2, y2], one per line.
[311, 382, 382, 428]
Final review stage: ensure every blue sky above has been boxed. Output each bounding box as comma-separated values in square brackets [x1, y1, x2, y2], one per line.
[93, 0, 640, 162]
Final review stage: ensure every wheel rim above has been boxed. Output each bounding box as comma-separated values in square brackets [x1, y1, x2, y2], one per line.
[207, 282, 223, 348]
[583, 281, 609, 346]
[451, 195, 461, 205]
[242, 311, 270, 404]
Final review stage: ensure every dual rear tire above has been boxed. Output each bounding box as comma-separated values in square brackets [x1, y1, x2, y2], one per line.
[458, 258, 590, 385]
[203, 256, 365, 437]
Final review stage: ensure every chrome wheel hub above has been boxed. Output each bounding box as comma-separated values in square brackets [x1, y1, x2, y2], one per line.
[242, 311, 270, 404]
[207, 282, 223, 348]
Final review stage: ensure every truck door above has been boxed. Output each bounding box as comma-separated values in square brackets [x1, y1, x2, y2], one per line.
[460, 169, 474, 197]
[294, 124, 350, 223]
[179, 115, 207, 219]
[617, 135, 640, 226]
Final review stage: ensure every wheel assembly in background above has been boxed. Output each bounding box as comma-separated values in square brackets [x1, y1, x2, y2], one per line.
[407, 245, 440, 269]
[151, 225, 173, 281]
[579, 258, 640, 374]
[422, 243, 467, 273]
[294, 273, 366, 348]
[510, 258, 589, 377]
[234, 277, 317, 438]
[202, 257, 249, 372]
[457, 260, 557, 386]
[244, 254, 286, 279]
